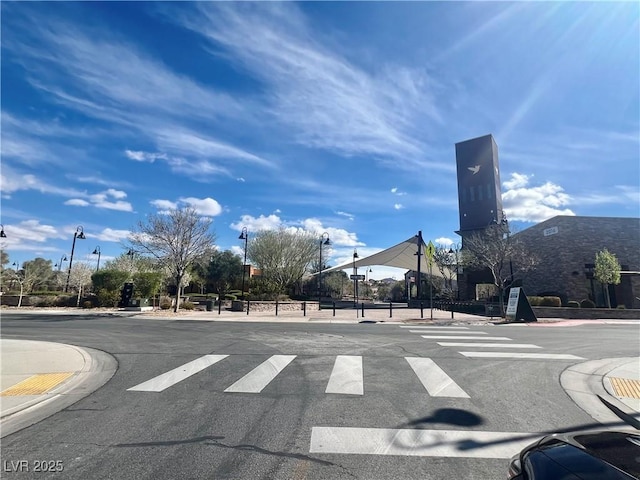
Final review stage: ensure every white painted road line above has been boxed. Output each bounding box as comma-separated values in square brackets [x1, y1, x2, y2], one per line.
[224, 355, 297, 393]
[460, 352, 585, 360]
[310, 427, 535, 459]
[405, 357, 469, 398]
[438, 343, 542, 349]
[400, 326, 469, 329]
[421, 335, 512, 340]
[325, 355, 364, 395]
[410, 330, 487, 334]
[127, 354, 229, 392]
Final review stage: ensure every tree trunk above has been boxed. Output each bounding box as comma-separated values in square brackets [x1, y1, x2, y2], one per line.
[174, 275, 182, 313]
[18, 284, 24, 308]
[499, 287, 505, 317]
[604, 284, 611, 308]
[76, 286, 82, 307]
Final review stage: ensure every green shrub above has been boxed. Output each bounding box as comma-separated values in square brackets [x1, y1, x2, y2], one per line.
[580, 299, 596, 308]
[540, 296, 561, 307]
[527, 296, 543, 306]
[567, 301, 580, 308]
[35, 296, 56, 307]
[159, 296, 172, 310]
[616, 304, 626, 309]
[181, 301, 195, 310]
[54, 295, 76, 307]
[82, 301, 93, 309]
[224, 294, 237, 301]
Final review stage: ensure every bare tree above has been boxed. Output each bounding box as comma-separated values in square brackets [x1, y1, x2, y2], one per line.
[247, 228, 317, 299]
[68, 262, 94, 306]
[462, 223, 538, 316]
[433, 247, 460, 300]
[128, 207, 216, 312]
[21, 258, 55, 293]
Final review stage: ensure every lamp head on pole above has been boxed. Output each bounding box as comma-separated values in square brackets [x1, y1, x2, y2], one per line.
[0, 224, 6, 238]
[320, 232, 331, 246]
[353, 248, 359, 259]
[76, 226, 86, 240]
[92, 246, 101, 255]
[239, 227, 248, 241]
[62, 254, 68, 261]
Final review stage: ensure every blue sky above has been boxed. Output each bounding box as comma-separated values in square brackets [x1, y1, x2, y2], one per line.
[1, 2, 638, 280]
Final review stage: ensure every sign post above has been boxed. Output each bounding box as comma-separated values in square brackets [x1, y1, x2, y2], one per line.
[426, 241, 435, 320]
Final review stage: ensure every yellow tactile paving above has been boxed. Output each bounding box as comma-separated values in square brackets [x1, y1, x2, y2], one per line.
[610, 377, 640, 400]
[0, 373, 74, 396]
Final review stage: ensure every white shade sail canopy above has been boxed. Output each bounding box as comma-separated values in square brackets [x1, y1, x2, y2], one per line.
[322, 234, 452, 279]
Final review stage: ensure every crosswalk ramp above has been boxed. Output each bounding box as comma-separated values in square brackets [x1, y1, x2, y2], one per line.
[402, 325, 584, 360]
[127, 354, 470, 397]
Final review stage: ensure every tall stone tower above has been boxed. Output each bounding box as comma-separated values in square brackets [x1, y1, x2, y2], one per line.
[455, 134, 504, 300]
[455, 134, 503, 234]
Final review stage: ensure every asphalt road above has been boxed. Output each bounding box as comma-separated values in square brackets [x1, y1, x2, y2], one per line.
[1, 313, 638, 480]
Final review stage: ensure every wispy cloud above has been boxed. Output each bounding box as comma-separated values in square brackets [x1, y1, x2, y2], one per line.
[65, 189, 133, 212]
[178, 3, 443, 169]
[3, 7, 270, 182]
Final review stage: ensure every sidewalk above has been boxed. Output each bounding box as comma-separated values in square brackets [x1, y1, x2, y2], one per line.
[0, 339, 117, 438]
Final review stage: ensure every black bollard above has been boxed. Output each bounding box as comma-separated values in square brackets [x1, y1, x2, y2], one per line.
[420, 302, 424, 318]
[361, 302, 365, 318]
[276, 299, 279, 316]
[389, 301, 392, 318]
[246, 300, 250, 315]
[333, 302, 336, 317]
[303, 302, 306, 316]
[218, 298, 222, 315]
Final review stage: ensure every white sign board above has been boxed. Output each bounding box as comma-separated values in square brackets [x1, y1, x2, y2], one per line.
[543, 226, 558, 236]
[505, 288, 521, 320]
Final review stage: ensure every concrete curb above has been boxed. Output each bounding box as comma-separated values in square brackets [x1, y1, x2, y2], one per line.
[560, 357, 640, 429]
[0, 341, 118, 438]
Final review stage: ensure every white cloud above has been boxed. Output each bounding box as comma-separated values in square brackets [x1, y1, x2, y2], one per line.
[391, 187, 398, 193]
[502, 173, 575, 222]
[434, 237, 454, 247]
[64, 198, 90, 207]
[179, 197, 223, 217]
[230, 214, 283, 232]
[125, 150, 167, 162]
[151, 199, 178, 211]
[150, 197, 223, 216]
[503, 172, 530, 190]
[86, 190, 133, 212]
[94, 228, 131, 242]
[394, 203, 403, 210]
[335, 211, 354, 221]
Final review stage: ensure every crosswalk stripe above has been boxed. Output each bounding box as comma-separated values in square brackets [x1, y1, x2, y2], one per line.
[310, 427, 535, 458]
[460, 352, 584, 360]
[438, 343, 542, 349]
[400, 326, 469, 329]
[224, 355, 296, 393]
[325, 355, 364, 395]
[405, 357, 469, 398]
[127, 354, 229, 392]
[410, 330, 487, 335]
[421, 335, 512, 340]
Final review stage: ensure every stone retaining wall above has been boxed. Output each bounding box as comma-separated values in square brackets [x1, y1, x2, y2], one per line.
[532, 306, 640, 319]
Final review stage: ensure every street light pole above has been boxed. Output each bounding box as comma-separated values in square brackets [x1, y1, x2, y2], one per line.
[239, 227, 248, 300]
[352, 248, 359, 307]
[318, 232, 331, 310]
[65, 226, 86, 292]
[55, 254, 68, 272]
[92, 246, 101, 272]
